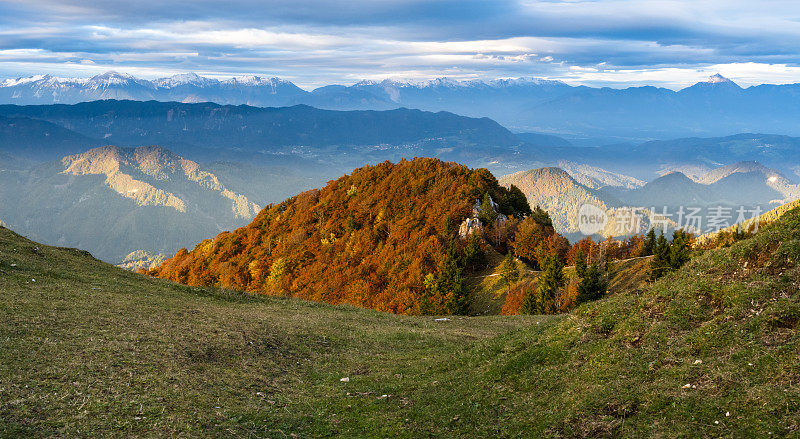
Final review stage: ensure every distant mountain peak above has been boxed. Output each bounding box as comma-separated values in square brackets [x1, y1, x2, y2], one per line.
[90, 71, 134, 81]
[1, 74, 51, 87]
[706, 73, 733, 84]
[225, 75, 286, 86]
[154, 72, 218, 88]
[489, 77, 567, 87]
[699, 160, 788, 185]
[684, 73, 741, 90]
[61, 145, 259, 218]
[86, 71, 144, 89]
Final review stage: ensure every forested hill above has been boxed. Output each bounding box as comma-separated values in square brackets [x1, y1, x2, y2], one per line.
[150, 158, 530, 314]
[0, 100, 519, 152]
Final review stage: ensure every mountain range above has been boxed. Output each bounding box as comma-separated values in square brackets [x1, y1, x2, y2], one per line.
[5, 71, 800, 139]
[2, 98, 800, 262]
[7, 100, 800, 181]
[499, 160, 799, 237]
[0, 100, 521, 173]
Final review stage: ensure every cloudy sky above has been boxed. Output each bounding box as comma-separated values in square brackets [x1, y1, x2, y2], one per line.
[2, 0, 800, 89]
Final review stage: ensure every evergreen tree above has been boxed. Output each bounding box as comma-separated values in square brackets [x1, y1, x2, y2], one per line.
[649, 231, 671, 280]
[519, 284, 540, 315]
[427, 242, 469, 315]
[478, 193, 498, 226]
[536, 253, 565, 314]
[669, 229, 692, 270]
[499, 184, 532, 217]
[643, 228, 657, 256]
[576, 263, 608, 305]
[574, 248, 587, 278]
[500, 252, 519, 293]
[464, 232, 486, 269]
[443, 214, 455, 237]
[531, 205, 553, 227]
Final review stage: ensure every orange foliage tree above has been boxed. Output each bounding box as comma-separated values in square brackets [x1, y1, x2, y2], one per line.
[151, 158, 530, 315]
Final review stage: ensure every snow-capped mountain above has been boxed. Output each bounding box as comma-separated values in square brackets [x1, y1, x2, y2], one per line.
[4, 71, 800, 139]
[153, 72, 219, 88]
[0, 71, 307, 106]
[706, 73, 735, 84]
[0, 71, 575, 108]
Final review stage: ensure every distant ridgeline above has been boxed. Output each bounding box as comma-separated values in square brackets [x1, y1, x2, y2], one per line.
[149, 158, 533, 315]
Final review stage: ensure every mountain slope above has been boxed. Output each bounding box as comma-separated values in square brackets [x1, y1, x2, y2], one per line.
[0, 145, 260, 262]
[700, 161, 800, 202]
[620, 134, 800, 177]
[557, 161, 644, 190]
[151, 158, 530, 315]
[617, 171, 720, 207]
[2, 201, 799, 436]
[0, 100, 521, 170]
[498, 167, 642, 235]
[606, 162, 799, 213]
[0, 115, 98, 161]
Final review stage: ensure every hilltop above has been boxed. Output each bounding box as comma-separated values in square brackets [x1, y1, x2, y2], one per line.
[151, 158, 531, 315]
[2, 197, 799, 436]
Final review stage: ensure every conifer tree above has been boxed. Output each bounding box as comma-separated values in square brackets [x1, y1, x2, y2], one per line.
[649, 230, 671, 280]
[536, 253, 565, 314]
[426, 242, 468, 315]
[464, 232, 486, 269]
[499, 184, 532, 217]
[669, 229, 692, 270]
[531, 205, 553, 227]
[643, 228, 657, 256]
[519, 284, 540, 315]
[443, 214, 455, 236]
[574, 248, 587, 278]
[576, 263, 608, 305]
[500, 252, 519, 294]
[478, 193, 498, 226]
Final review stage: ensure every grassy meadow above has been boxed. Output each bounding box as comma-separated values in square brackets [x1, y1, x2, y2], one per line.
[2, 208, 799, 437]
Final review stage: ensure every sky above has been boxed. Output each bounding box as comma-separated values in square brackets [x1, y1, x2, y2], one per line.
[2, 0, 800, 89]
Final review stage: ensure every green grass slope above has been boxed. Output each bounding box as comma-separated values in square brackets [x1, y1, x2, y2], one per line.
[2, 204, 800, 437]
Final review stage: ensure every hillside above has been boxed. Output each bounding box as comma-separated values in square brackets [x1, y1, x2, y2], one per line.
[606, 162, 798, 216]
[498, 167, 655, 236]
[617, 171, 720, 207]
[0, 115, 97, 161]
[699, 161, 800, 202]
[556, 161, 644, 190]
[0, 145, 260, 262]
[0, 100, 521, 170]
[2, 201, 799, 436]
[151, 158, 531, 315]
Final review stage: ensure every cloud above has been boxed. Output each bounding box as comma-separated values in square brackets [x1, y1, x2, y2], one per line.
[1, 0, 800, 88]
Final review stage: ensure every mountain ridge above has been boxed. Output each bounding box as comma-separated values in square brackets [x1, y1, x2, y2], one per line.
[5, 72, 800, 139]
